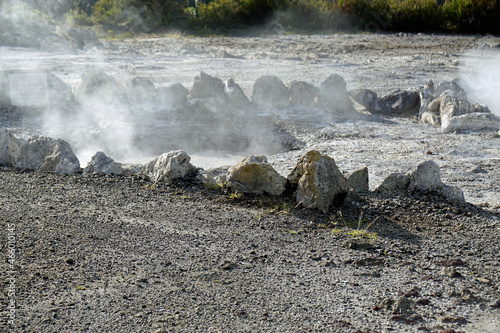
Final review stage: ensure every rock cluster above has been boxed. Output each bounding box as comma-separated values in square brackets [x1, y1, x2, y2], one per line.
[417, 80, 500, 132]
[376, 160, 464, 203]
[1, 128, 81, 174]
[141, 150, 198, 182]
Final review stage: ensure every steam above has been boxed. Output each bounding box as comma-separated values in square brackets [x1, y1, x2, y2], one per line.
[38, 70, 290, 168]
[459, 49, 500, 116]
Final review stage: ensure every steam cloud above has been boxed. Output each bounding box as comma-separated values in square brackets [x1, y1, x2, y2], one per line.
[459, 49, 500, 116]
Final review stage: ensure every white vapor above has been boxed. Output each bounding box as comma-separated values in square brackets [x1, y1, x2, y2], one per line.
[459, 49, 500, 116]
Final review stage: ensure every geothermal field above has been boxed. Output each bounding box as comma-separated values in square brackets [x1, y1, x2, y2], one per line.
[1, 24, 500, 333]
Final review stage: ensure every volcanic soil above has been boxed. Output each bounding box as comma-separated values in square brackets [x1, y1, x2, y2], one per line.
[0, 33, 500, 332]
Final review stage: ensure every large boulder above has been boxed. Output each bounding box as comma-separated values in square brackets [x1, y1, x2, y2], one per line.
[0, 70, 74, 112]
[155, 83, 189, 109]
[141, 150, 197, 182]
[251, 75, 290, 110]
[74, 70, 127, 104]
[418, 80, 434, 117]
[126, 77, 156, 104]
[224, 79, 251, 109]
[347, 166, 369, 193]
[317, 74, 356, 116]
[0, 127, 20, 167]
[190, 71, 225, 99]
[440, 95, 494, 132]
[83, 151, 122, 175]
[226, 155, 286, 195]
[376, 160, 464, 203]
[288, 150, 349, 213]
[289, 81, 319, 107]
[349, 88, 378, 110]
[16, 136, 81, 174]
[371, 90, 420, 116]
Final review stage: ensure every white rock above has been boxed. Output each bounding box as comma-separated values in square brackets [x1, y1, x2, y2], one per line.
[16, 136, 81, 174]
[141, 150, 197, 182]
[227, 155, 286, 195]
[288, 150, 348, 213]
[84, 151, 122, 175]
[0, 128, 20, 167]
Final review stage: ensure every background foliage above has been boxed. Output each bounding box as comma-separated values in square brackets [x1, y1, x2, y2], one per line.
[13, 0, 500, 35]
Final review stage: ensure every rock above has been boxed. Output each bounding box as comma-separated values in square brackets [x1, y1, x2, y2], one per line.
[407, 160, 443, 192]
[349, 88, 378, 110]
[204, 165, 231, 185]
[126, 77, 156, 104]
[155, 83, 189, 109]
[0, 127, 20, 167]
[190, 71, 225, 100]
[380, 297, 415, 314]
[438, 184, 465, 203]
[418, 80, 434, 117]
[442, 112, 500, 132]
[224, 79, 251, 108]
[439, 315, 468, 324]
[289, 81, 319, 107]
[371, 90, 420, 116]
[376, 160, 465, 203]
[347, 166, 369, 193]
[141, 150, 197, 182]
[251, 75, 290, 110]
[434, 80, 467, 99]
[317, 74, 356, 116]
[74, 70, 127, 104]
[440, 95, 491, 132]
[83, 151, 122, 175]
[226, 155, 286, 195]
[0, 70, 75, 111]
[288, 150, 348, 213]
[375, 172, 410, 194]
[16, 136, 81, 174]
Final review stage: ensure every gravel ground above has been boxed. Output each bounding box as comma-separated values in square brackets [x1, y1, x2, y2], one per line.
[0, 167, 499, 333]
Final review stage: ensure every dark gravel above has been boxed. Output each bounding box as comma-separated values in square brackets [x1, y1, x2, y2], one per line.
[1, 167, 499, 332]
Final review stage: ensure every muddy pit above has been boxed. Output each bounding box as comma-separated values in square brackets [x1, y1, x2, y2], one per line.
[1, 33, 499, 207]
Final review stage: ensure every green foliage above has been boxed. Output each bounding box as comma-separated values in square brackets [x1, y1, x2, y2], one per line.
[442, 0, 500, 34]
[66, 8, 93, 26]
[25, 0, 500, 35]
[197, 0, 281, 30]
[276, 0, 346, 32]
[388, 0, 442, 32]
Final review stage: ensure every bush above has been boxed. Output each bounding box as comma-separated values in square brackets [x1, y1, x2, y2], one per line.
[276, 0, 347, 32]
[337, 0, 392, 32]
[443, 0, 500, 34]
[197, 0, 282, 30]
[388, 0, 443, 32]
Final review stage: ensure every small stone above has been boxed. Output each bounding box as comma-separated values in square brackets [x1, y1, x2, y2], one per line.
[416, 299, 431, 306]
[66, 258, 74, 265]
[439, 315, 468, 324]
[221, 261, 238, 271]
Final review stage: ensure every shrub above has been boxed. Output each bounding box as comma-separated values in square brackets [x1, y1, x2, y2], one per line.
[197, 0, 282, 30]
[276, 0, 347, 32]
[337, 0, 392, 32]
[388, 0, 443, 32]
[443, 0, 500, 34]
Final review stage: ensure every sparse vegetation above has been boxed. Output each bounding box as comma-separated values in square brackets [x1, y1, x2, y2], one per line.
[229, 191, 243, 199]
[331, 210, 379, 243]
